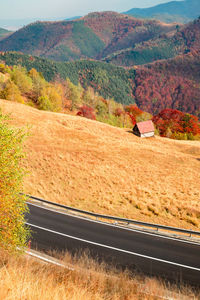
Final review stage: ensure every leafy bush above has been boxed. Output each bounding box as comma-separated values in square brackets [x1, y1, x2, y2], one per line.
[38, 85, 62, 112]
[0, 63, 9, 74]
[65, 78, 83, 110]
[37, 95, 53, 111]
[0, 112, 30, 251]
[77, 105, 96, 120]
[0, 80, 24, 103]
[29, 68, 46, 98]
[10, 65, 32, 94]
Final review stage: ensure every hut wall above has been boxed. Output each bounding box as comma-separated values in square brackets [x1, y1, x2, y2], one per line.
[141, 131, 155, 138]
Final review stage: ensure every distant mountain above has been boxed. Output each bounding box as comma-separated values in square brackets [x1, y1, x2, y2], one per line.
[0, 19, 41, 31]
[0, 12, 177, 62]
[0, 28, 12, 41]
[124, 0, 200, 24]
[0, 17, 80, 31]
[64, 16, 81, 21]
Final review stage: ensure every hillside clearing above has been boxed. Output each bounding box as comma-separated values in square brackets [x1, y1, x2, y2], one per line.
[1, 100, 200, 229]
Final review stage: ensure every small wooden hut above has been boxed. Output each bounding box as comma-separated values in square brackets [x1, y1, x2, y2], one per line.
[133, 120, 155, 138]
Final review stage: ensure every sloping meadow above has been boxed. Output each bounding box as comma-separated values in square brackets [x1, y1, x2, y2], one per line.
[1, 100, 200, 229]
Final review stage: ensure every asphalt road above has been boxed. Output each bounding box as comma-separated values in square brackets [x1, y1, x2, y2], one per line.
[26, 202, 200, 285]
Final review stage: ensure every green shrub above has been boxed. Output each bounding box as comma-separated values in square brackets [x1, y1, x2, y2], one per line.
[37, 95, 53, 111]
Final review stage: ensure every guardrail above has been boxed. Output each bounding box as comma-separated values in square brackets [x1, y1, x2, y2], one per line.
[26, 194, 200, 238]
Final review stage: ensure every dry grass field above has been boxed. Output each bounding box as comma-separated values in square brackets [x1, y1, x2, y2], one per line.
[0, 250, 198, 300]
[1, 99, 200, 229]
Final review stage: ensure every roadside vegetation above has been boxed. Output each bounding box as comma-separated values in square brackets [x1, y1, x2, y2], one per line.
[0, 249, 199, 300]
[0, 111, 29, 251]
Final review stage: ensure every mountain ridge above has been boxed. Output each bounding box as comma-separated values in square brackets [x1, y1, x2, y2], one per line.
[104, 17, 200, 66]
[0, 12, 177, 62]
[124, 0, 200, 24]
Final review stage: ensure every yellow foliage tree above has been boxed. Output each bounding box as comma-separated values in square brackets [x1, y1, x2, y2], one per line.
[29, 68, 46, 99]
[1, 80, 24, 103]
[82, 86, 98, 109]
[0, 112, 30, 251]
[10, 66, 32, 94]
[65, 78, 83, 110]
[38, 84, 62, 112]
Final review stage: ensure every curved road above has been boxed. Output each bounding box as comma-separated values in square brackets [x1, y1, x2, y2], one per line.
[26, 202, 200, 285]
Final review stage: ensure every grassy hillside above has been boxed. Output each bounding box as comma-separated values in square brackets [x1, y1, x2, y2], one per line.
[124, 0, 200, 24]
[0, 12, 177, 63]
[1, 100, 200, 229]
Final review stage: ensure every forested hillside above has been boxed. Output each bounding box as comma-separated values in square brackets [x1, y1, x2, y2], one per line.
[133, 18, 200, 118]
[0, 60, 136, 129]
[0, 50, 200, 118]
[134, 63, 200, 118]
[0, 12, 177, 63]
[104, 17, 200, 66]
[0, 52, 135, 105]
[3, 11, 199, 69]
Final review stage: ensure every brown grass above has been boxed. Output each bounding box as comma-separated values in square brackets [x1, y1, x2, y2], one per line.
[0, 99, 200, 229]
[0, 250, 198, 300]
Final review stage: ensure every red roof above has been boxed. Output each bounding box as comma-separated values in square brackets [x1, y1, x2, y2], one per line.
[136, 120, 154, 134]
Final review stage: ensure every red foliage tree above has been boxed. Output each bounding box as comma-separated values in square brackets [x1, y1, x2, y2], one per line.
[152, 108, 200, 137]
[125, 104, 143, 125]
[126, 112, 136, 125]
[125, 104, 143, 117]
[77, 105, 96, 120]
[182, 113, 200, 135]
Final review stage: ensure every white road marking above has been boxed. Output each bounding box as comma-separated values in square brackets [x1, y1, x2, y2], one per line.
[25, 250, 71, 268]
[27, 202, 200, 246]
[27, 222, 200, 272]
